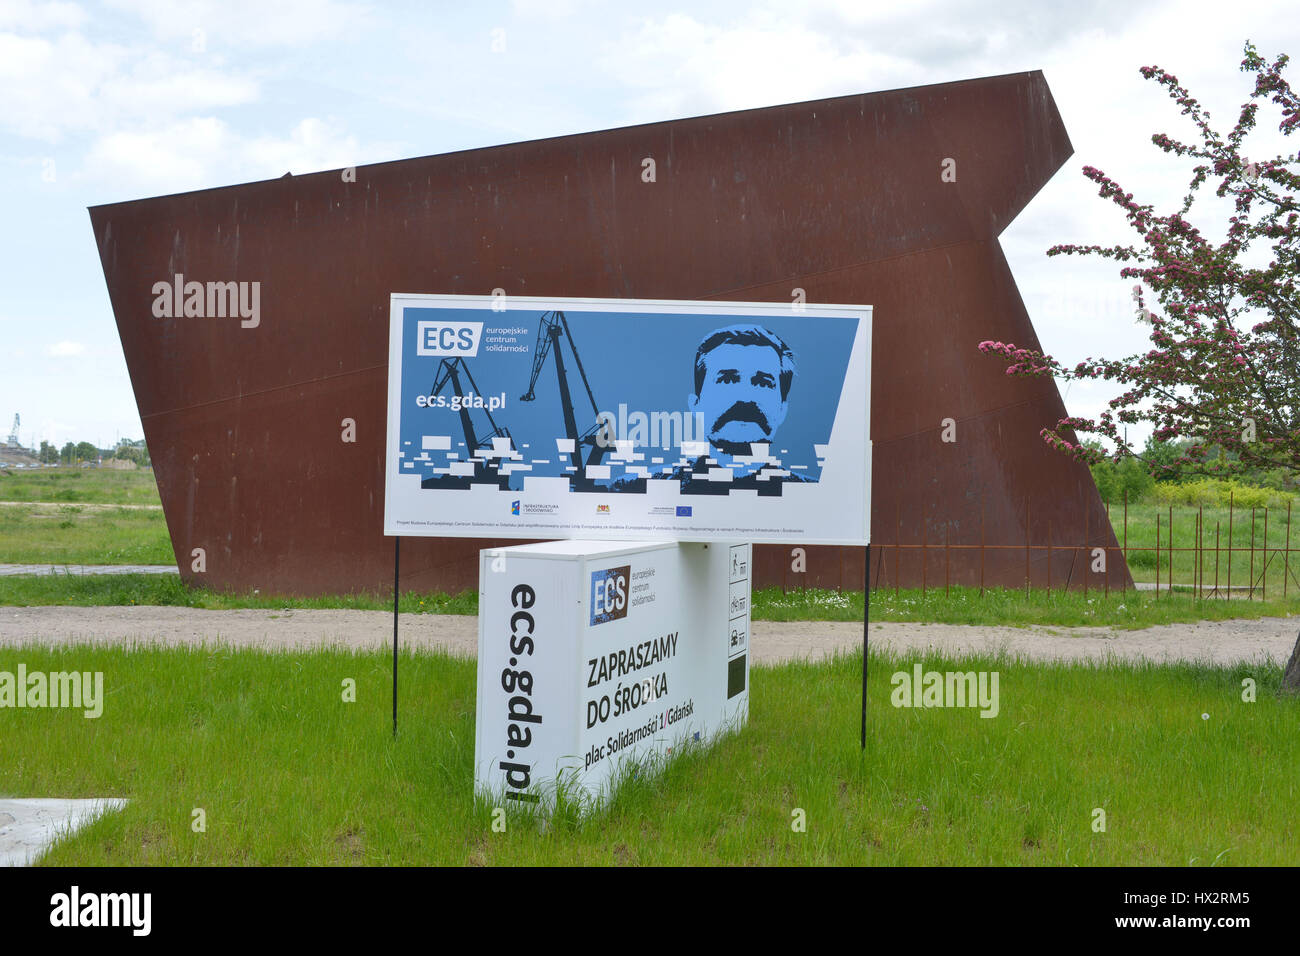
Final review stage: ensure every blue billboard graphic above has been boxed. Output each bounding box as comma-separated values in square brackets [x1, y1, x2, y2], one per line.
[385, 295, 871, 545]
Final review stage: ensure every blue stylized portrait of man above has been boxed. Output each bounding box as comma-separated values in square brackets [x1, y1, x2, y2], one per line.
[671, 323, 810, 495]
[689, 324, 793, 454]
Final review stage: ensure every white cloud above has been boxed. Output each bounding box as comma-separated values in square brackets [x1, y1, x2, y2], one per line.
[82, 115, 371, 193]
[83, 116, 229, 190]
[0, 30, 258, 142]
[601, 11, 905, 121]
[48, 340, 87, 356]
[0, 0, 86, 31]
[511, 0, 598, 19]
[242, 117, 362, 176]
[37, 420, 80, 444]
[597, 1, 1148, 122]
[106, 0, 371, 48]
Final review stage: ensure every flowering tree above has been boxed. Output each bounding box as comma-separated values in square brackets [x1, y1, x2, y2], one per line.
[979, 41, 1300, 691]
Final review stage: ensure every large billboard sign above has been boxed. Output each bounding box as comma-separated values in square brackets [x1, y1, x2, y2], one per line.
[384, 294, 871, 545]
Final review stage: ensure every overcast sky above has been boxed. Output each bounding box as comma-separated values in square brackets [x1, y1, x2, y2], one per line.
[2, 0, 1296, 449]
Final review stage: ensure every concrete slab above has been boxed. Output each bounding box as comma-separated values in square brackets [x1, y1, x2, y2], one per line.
[0, 798, 128, 866]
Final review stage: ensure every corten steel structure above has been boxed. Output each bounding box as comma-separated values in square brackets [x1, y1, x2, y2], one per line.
[90, 71, 1133, 596]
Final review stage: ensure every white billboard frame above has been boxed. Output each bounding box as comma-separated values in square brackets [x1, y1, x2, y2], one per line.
[384, 293, 871, 546]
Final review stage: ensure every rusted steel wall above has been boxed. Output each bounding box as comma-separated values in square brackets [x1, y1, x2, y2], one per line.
[90, 70, 1133, 596]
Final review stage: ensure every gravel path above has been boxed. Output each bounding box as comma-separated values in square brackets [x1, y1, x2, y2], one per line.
[0, 606, 1295, 666]
[0, 564, 176, 576]
[0, 501, 162, 510]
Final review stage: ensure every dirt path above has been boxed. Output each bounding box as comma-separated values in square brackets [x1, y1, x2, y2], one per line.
[0, 606, 1295, 666]
[0, 501, 162, 511]
[0, 564, 176, 576]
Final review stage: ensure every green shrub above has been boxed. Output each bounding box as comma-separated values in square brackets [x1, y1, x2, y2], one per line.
[1149, 478, 1295, 509]
[1091, 455, 1155, 504]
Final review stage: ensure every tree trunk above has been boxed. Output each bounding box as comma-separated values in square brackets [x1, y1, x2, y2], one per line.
[1283, 628, 1300, 695]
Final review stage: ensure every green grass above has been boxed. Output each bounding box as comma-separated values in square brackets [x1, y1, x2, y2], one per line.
[0, 573, 476, 614]
[1, 644, 1295, 865]
[3, 574, 1297, 629]
[759, 585, 1300, 628]
[0, 503, 176, 565]
[0, 467, 162, 505]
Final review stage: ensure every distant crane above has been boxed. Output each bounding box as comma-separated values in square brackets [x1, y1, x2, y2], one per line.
[5, 414, 18, 448]
[519, 311, 610, 474]
[430, 357, 512, 453]
[419, 358, 514, 490]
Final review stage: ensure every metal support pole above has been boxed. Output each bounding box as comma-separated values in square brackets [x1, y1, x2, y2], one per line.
[393, 536, 400, 738]
[861, 543, 871, 751]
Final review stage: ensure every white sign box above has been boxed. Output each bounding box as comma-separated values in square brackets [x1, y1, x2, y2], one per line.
[385, 294, 871, 545]
[475, 539, 751, 810]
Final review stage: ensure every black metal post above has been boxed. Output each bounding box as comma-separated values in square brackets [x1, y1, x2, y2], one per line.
[393, 536, 400, 738]
[861, 543, 871, 750]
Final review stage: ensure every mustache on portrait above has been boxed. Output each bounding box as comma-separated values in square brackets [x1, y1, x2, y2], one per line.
[712, 401, 771, 435]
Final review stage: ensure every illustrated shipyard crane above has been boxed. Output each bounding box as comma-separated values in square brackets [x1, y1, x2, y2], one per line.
[519, 311, 610, 475]
[429, 357, 512, 456]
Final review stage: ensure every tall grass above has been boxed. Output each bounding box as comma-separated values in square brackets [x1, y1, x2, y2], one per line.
[0, 504, 176, 565]
[0, 468, 161, 505]
[1, 644, 1296, 865]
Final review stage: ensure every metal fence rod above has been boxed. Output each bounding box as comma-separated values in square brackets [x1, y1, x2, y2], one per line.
[1192, 509, 1199, 601]
[1083, 502, 1089, 599]
[1198, 505, 1204, 599]
[944, 523, 950, 598]
[1198, 508, 1205, 600]
[1249, 507, 1257, 601]
[1156, 513, 1162, 602]
[1024, 497, 1030, 596]
[921, 519, 927, 597]
[1103, 507, 1109, 598]
[1168, 504, 1174, 597]
[1227, 491, 1234, 599]
[980, 501, 985, 597]
[1123, 489, 1129, 596]
[1104, 499, 1110, 598]
[896, 502, 901, 599]
[1286, 500, 1292, 600]
[1255, 550, 1279, 593]
[1263, 507, 1269, 601]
